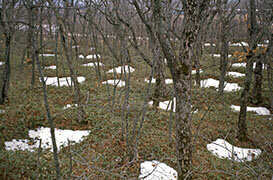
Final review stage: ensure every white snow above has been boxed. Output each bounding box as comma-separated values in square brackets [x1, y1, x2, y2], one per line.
[200, 78, 242, 92]
[82, 62, 103, 67]
[79, 55, 85, 59]
[107, 65, 135, 74]
[257, 44, 267, 47]
[102, 79, 126, 87]
[211, 54, 232, 58]
[232, 63, 246, 68]
[79, 54, 101, 59]
[191, 69, 203, 74]
[207, 138, 261, 162]
[230, 105, 270, 115]
[63, 104, 78, 109]
[205, 43, 216, 46]
[5, 127, 90, 152]
[90, 47, 95, 50]
[227, 72, 245, 77]
[86, 54, 101, 59]
[144, 78, 173, 84]
[0, 62, 4, 66]
[72, 45, 79, 48]
[44, 65, 56, 70]
[139, 160, 177, 180]
[42, 76, 85, 86]
[232, 62, 266, 69]
[229, 42, 249, 47]
[39, 54, 57, 57]
[149, 98, 197, 113]
[149, 99, 175, 112]
[0, 109, 5, 113]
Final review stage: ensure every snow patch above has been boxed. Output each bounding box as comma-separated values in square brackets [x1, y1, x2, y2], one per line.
[63, 104, 78, 109]
[102, 79, 126, 87]
[0, 62, 4, 66]
[78, 54, 101, 59]
[229, 42, 249, 47]
[211, 54, 232, 58]
[107, 65, 135, 74]
[192, 69, 203, 74]
[144, 78, 173, 84]
[207, 138, 261, 162]
[139, 160, 177, 180]
[232, 62, 266, 69]
[149, 98, 197, 113]
[86, 54, 101, 59]
[232, 63, 246, 68]
[82, 62, 103, 67]
[227, 72, 245, 77]
[42, 76, 85, 86]
[0, 109, 5, 113]
[230, 105, 270, 115]
[5, 127, 90, 152]
[44, 65, 56, 70]
[200, 78, 242, 92]
[39, 54, 56, 57]
[205, 43, 216, 46]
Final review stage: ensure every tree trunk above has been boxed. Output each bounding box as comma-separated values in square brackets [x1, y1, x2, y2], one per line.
[218, 21, 229, 94]
[28, 3, 60, 179]
[0, 35, 11, 104]
[237, 0, 257, 141]
[251, 58, 263, 105]
[152, 42, 166, 107]
[237, 55, 254, 141]
[48, 0, 86, 123]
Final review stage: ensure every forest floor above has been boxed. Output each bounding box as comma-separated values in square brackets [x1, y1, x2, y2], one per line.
[0, 46, 272, 179]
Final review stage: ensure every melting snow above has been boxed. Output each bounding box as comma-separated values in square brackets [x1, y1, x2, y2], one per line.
[86, 54, 101, 59]
[107, 65, 135, 74]
[82, 62, 103, 67]
[0, 109, 5, 113]
[79, 54, 101, 59]
[42, 76, 85, 86]
[139, 160, 177, 180]
[5, 127, 90, 152]
[227, 72, 245, 77]
[207, 138, 261, 162]
[211, 54, 232, 58]
[232, 62, 266, 69]
[232, 63, 246, 68]
[39, 54, 56, 57]
[63, 104, 78, 109]
[200, 78, 242, 92]
[72, 45, 79, 48]
[192, 69, 203, 74]
[44, 65, 56, 70]
[144, 78, 173, 84]
[149, 98, 197, 113]
[204, 43, 216, 46]
[0, 62, 4, 66]
[230, 105, 270, 115]
[102, 79, 126, 87]
[229, 42, 249, 47]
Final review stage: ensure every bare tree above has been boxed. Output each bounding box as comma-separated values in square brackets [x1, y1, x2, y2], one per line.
[26, 0, 61, 179]
[237, 0, 258, 141]
[216, 0, 240, 94]
[47, 0, 86, 123]
[134, 0, 212, 179]
[0, 0, 20, 104]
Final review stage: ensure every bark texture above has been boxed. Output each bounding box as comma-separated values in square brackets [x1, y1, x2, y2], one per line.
[238, 0, 257, 141]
